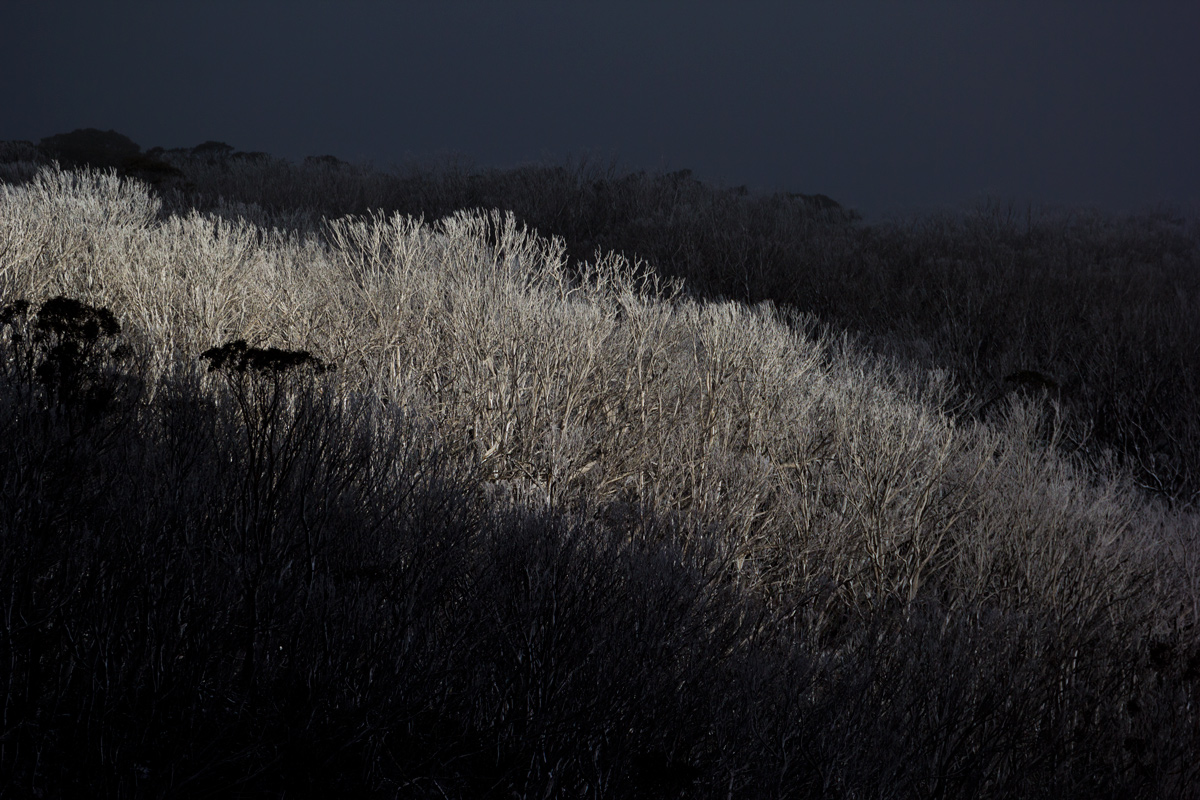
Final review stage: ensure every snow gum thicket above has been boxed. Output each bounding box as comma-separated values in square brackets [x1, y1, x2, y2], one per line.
[0, 164, 1197, 798]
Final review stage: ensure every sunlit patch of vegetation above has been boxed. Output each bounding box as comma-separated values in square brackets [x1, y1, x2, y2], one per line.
[0, 146, 1197, 797]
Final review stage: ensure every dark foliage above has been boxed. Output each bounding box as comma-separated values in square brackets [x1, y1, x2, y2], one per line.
[230, 151, 273, 163]
[0, 295, 139, 429]
[190, 141, 235, 158]
[121, 153, 186, 185]
[304, 154, 346, 167]
[39, 128, 142, 170]
[200, 339, 332, 377]
[0, 139, 42, 165]
[33, 128, 185, 188]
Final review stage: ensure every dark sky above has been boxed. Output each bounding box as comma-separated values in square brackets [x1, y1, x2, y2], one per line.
[3, 2, 1198, 220]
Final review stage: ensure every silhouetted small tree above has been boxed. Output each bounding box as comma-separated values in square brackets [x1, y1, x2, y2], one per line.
[198, 339, 334, 450]
[0, 295, 138, 429]
[199, 339, 336, 691]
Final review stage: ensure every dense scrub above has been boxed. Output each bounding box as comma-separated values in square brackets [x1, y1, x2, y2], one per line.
[0, 162, 1197, 797]
[5, 137, 1198, 502]
[10, 140, 1184, 505]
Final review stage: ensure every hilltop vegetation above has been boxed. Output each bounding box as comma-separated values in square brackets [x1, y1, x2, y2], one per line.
[0, 134, 1197, 798]
[7, 129, 1195, 504]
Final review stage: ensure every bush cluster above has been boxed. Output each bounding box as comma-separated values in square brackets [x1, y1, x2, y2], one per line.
[136, 149, 1198, 505]
[0, 157, 1197, 797]
[32, 129, 186, 190]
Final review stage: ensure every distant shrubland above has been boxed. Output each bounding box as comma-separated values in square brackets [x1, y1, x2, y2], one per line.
[0, 133, 1197, 798]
